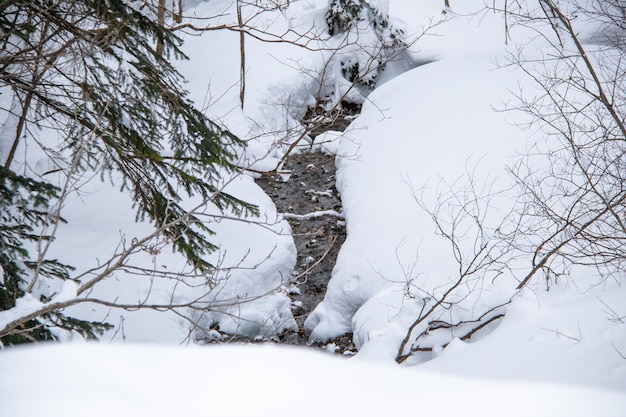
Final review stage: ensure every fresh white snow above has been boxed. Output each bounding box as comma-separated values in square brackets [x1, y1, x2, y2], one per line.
[0, 343, 625, 417]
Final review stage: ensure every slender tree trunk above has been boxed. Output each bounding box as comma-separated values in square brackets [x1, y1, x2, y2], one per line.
[237, 0, 245, 109]
[156, 0, 165, 56]
[174, 0, 183, 23]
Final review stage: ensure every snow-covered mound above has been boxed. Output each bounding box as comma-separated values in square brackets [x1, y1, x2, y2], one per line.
[303, 0, 626, 390]
[1, 343, 624, 417]
[305, 0, 524, 350]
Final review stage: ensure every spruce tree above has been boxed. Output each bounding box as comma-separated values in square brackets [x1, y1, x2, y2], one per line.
[0, 0, 257, 343]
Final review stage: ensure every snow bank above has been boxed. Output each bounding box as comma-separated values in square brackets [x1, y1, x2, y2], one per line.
[45, 168, 297, 342]
[0, 343, 624, 417]
[304, 0, 626, 392]
[420, 281, 626, 390]
[305, 4, 524, 346]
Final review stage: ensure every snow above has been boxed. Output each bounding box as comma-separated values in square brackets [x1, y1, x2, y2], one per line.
[419, 281, 626, 390]
[283, 209, 344, 220]
[0, 293, 43, 332]
[2, 0, 626, 412]
[0, 343, 624, 417]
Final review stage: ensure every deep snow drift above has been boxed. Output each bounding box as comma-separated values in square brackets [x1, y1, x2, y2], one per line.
[0, 343, 624, 417]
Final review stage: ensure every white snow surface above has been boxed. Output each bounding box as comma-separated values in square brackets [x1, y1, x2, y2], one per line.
[2, 0, 626, 411]
[0, 343, 624, 417]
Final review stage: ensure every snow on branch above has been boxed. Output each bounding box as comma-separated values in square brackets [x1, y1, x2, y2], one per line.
[283, 210, 345, 221]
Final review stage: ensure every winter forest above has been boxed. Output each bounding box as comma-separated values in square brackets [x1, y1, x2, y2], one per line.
[1, 0, 626, 415]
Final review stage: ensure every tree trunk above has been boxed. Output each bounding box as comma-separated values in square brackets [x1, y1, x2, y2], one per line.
[237, 0, 245, 109]
[171, 0, 183, 23]
[156, 0, 165, 56]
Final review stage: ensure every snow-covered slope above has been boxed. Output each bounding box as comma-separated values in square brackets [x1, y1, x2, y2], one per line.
[306, 0, 523, 348]
[1, 343, 624, 417]
[303, 0, 626, 390]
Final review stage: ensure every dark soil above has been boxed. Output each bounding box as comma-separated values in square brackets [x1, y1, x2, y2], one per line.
[302, 101, 361, 139]
[255, 152, 356, 355]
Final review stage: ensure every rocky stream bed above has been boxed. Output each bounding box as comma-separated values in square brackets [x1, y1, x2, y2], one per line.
[256, 151, 356, 355]
[204, 150, 357, 354]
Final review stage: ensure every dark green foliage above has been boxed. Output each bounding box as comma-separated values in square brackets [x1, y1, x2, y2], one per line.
[325, 0, 405, 89]
[0, 320, 54, 345]
[47, 313, 113, 340]
[340, 58, 376, 88]
[0, 167, 76, 345]
[326, 0, 403, 43]
[0, 0, 257, 342]
[0, 0, 258, 273]
[0, 167, 63, 289]
[327, 0, 365, 35]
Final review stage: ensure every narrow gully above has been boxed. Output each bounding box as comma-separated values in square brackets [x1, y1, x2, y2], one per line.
[256, 151, 354, 353]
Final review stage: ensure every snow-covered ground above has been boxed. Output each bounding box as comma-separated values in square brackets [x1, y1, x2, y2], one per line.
[2, 0, 625, 413]
[303, 0, 626, 391]
[1, 342, 625, 417]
